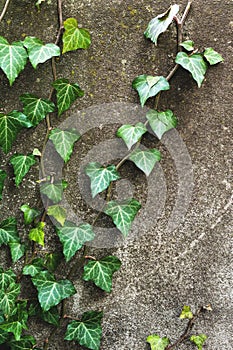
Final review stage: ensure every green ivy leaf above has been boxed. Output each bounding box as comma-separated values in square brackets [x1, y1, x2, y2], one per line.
[40, 182, 63, 203]
[47, 205, 67, 226]
[0, 111, 33, 154]
[24, 36, 60, 69]
[179, 305, 193, 319]
[65, 311, 103, 350]
[180, 40, 194, 51]
[0, 328, 8, 344]
[0, 36, 28, 85]
[20, 93, 55, 127]
[9, 243, 25, 263]
[20, 204, 40, 225]
[117, 122, 147, 150]
[146, 109, 178, 139]
[85, 162, 120, 198]
[104, 198, 141, 237]
[190, 334, 208, 350]
[10, 154, 36, 187]
[144, 4, 179, 45]
[49, 128, 80, 163]
[0, 169, 7, 200]
[83, 256, 121, 292]
[175, 52, 208, 87]
[23, 258, 45, 277]
[56, 221, 95, 262]
[146, 334, 170, 350]
[29, 303, 60, 326]
[0, 217, 19, 245]
[62, 18, 91, 54]
[28, 222, 45, 246]
[204, 47, 223, 65]
[129, 149, 161, 176]
[0, 267, 16, 290]
[44, 252, 62, 273]
[0, 301, 28, 340]
[8, 335, 36, 350]
[31, 270, 76, 311]
[52, 78, 84, 116]
[0, 282, 20, 315]
[132, 75, 170, 107]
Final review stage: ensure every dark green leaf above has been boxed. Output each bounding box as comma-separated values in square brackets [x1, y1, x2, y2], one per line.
[10, 154, 36, 187]
[190, 334, 207, 350]
[180, 40, 194, 51]
[62, 18, 91, 53]
[0, 217, 19, 245]
[0, 301, 28, 340]
[52, 78, 84, 116]
[175, 52, 208, 87]
[20, 93, 55, 126]
[0, 282, 20, 315]
[117, 122, 147, 150]
[147, 334, 170, 350]
[20, 204, 40, 225]
[49, 128, 80, 162]
[0, 267, 16, 290]
[9, 243, 25, 263]
[44, 252, 62, 273]
[40, 182, 63, 203]
[83, 256, 121, 292]
[144, 5, 179, 45]
[65, 311, 103, 350]
[23, 258, 45, 277]
[29, 302, 60, 326]
[204, 47, 223, 65]
[129, 149, 161, 176]
[179, 305, 193, 319]
[85, 162, 120, 198]
[146, 109, 177, 139]
[132, 75, 170, 107]
[0, 328, 8, 344]
[8, 335, 36, 350]
[47, 205, 67, 226]
[57, 221, 95, 262]
[0, 169, 7, 200]
[104, 198, 141, 237]
[28, 222, 45, 246]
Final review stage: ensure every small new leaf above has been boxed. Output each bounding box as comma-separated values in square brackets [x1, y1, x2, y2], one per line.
[85, 162, 120, 198]
[0, 169, 7, 200]
[180, 40, 194, 51]
[175, 52, 208, 87]
[52, 78, 84, 116]
[144, 4, 179, 45]
[0, 217, 19, 245]
[49, 128, 80, 162]
[65, 311, 103, 350]
[132, 75, 170, 107]
[20, 93, 55, 126]
[47, 205, 67, 226]
[28, 222, 45, 246]
[129, 149, 161, 176]
[146, 334, 170, 350]
[179, 305, 193, 319]
[57, 221, 95, 261]
[190, 334, 208, 350]
[146, 109, 177, 139]
[117, 122, 147, 150]
[104, 198, 141, 237]
[204, 47, 223, 65]
[10, 154, 36, 186]
[40, 182, 63, 203]
[83, 256, 121, 292]
[20, 204, 40, 225]
[9, 243, 25, 263]
[62, 18, 91, 54]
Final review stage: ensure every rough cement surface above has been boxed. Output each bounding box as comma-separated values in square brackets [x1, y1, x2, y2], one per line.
[0, 0, 232, 349]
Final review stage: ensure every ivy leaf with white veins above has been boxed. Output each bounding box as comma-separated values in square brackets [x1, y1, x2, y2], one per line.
[204, 47, 223, 65]
[56, 221, 95, 262]
[10, 154, 36, 187]
[146, 109, 178, 140]
[49, 128, 80, 163]
[0, 217, 20, 245]
[20, 93, 55, 126]
[52, 78, 84, 116]
[62, 18, 91, 54]
[117, 122, 147, 150]
[83, 256, 121, 292]
[85, 162, 120, 198]
[104, 198, 141, 237]
[8, 335, 36, 350]
[147, 334, 170, 350]
[23, 258, 45, 277]
[179, 305, 193, 319]
[175, 52, 208, 87]
[190, 334, 207, 350]
[0, 36, 28, 85]
[65, 311, 103, 350]
[9, 243, 25, 263]
[144, 4, 179, 45]
[180, 40, 194, 51]
[0, 110, 33, 154]
[47, 205, 67, 226]
[0, 169, 7, 200]
[132, 75, 170, 107]
[29, 222, 45, 246]
[40, 182, 63, 203]
[0, 268, 16, 290]
[129, 149, 161, 176]
[24, 36, 60, 69]
[20, 204, 40, 225]
[31, 270, 76, 311]
[0, 282, 20, 315]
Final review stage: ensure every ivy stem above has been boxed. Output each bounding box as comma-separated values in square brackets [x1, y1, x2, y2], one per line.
[0, 0, 11, 22]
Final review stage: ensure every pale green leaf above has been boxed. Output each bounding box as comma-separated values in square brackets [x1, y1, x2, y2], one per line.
[32, 148, 41, 156]
[104, 198, 141, 237]
[20, 93, 55, 126]
[83, 256, 121, 292]
[175, 52, 208, 87]
[28, 222, 45, 246]
[85, 162, 120, 198]
[49, 128, 80, 162]
[23, 258, 45, 277]
[144, 5, 179, 45]
[204, 47, 223, 65]
[0, 282, 20, 315]
[0, 217, 19, 245]
[10, 154, 36, 187]
[147, 334, 170, 350]
[56, 221, 95, 262]
[117, 122, 147, 150]
[47, 205, 67, 226]
[62, 18, 91, 54]
[129, 149, 161, 176]
[52, 78, 84, 116]
[31, 270, 76, 311]
[179, 305, 193, 319]
[0, 169, 7, 200]
[40, 182, 63, 203]
[65, 311, 103, 350]
[146, 109, 178, 139]
[35, 0, 52, 9]
[190, 334, 208, 350]
[180, 40, 194, 51]
[24, 36, 60, 68]
[0, 36, 28, 85]
[132, 75, 170, 107]
[9, 242, 25, 263]
[20, 204, 40, 225]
